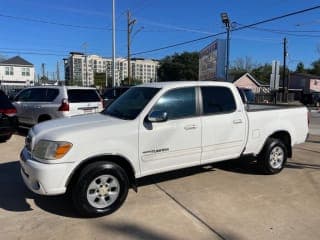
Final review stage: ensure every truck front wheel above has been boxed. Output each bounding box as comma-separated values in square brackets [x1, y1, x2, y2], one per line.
[258, 138, 288, 174]
[72, 161, 129, 217]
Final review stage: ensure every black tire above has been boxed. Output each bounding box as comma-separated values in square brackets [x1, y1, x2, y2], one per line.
[38, 115, 51, 123]
[72, 161, 129, 217]
[0, 133, 13, 142]
[258, 138, 288, 174]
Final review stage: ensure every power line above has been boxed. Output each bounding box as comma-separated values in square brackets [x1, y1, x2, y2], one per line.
[0, 47, 68, 54]
[139, 17, 214, 34]
[132, 5, 320, 56]
[0, 50, 67, 57]
[234, 22, 320, 37]
[232, 5, 320, 32]
[132, 32, 224, 56]
[0, 13, 112, 30]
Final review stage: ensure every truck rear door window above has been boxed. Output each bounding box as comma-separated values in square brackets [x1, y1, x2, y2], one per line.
[68, 89, 100, 103]
[201, 87, 236, 115]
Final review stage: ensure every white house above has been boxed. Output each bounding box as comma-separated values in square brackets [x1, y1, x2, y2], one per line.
[233, 73, 270, 93]
[0, 56, 35, 86]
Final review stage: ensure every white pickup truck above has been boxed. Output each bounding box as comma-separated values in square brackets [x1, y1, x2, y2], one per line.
[20, 81, 308, 217]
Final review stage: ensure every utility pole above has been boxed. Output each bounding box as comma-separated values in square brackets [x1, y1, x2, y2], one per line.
[41, 63, 46, 85]
[82, 42, 88, 87]
[112, 0, 116, 87]
[127, 10, 136, 86]
[56, 61, 60, 82]
[221, 13, 231, 82]
[282, 37, 287, 102]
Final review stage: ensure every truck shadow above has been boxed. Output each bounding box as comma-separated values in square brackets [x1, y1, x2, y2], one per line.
[1, 157, 315, 218]
[306, 139, 320, 144]
[137, 164, 216, 187]
[0, 161, 77, 218]
[212, 158, 263, 175]
[286, 161, 320, 170]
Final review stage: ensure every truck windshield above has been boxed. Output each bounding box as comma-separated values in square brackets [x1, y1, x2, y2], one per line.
[102, 87, 160, 120]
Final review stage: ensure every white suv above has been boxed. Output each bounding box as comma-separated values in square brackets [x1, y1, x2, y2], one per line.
[13, 86, 103, 126]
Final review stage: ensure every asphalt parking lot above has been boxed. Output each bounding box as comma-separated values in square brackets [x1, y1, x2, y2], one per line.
[0, 132, 319, 240]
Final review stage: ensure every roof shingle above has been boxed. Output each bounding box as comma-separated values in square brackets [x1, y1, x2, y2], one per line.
[0, 56, 33, 66]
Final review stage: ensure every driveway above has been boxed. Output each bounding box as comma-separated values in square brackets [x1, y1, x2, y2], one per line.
[0, 134, 319, 240]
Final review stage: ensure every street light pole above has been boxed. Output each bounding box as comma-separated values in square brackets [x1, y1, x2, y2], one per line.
[111, 0, 116, 87]
[221, 12, 231, 82]
[226, 24, 230, 82]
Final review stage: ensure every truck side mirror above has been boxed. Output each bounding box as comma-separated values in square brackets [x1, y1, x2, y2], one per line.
[148, 110, 168, 122]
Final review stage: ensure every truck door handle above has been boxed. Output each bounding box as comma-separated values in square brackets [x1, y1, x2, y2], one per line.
[233, 119, 243, 124]
[184, 124, 197, 130]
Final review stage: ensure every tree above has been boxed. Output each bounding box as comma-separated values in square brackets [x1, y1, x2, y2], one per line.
[39, 75, 49, 85]
[251, 63, 272, 84]
[296, 62, 306, 73]
[230, 56, 257, 72]
[230, 56, 257, 79]
[310, 59, 320, 75]
[94, 72, 108, 89]
[158, 52, 199, 81]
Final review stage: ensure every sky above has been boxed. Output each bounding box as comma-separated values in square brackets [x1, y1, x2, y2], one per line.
[0, 0, 320, 79]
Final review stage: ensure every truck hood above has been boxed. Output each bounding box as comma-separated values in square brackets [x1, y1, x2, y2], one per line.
[32, 113, 127, 141]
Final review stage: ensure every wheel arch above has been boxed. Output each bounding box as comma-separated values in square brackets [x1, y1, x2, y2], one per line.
[66, 154, 137, 193]
[263, 131, 292, 158]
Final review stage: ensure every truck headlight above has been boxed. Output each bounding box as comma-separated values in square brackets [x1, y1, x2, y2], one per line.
[33, 140, 73, 160]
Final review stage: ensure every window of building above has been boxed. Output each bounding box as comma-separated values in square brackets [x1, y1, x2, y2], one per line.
[5, 66, 13, 75]
[21, 68, 30, 76]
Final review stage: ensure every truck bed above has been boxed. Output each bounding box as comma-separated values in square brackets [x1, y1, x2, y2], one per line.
[246, 104, 305, 112]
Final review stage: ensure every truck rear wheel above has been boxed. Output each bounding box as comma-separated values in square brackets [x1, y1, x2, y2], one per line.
[72, 161, 129, 217]
[258, 138, 288, 174]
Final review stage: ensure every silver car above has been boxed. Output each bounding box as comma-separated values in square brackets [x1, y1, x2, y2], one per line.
[13, 86, 103, 126]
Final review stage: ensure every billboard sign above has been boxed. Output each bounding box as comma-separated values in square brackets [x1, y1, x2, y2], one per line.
[199, 39, 226, 81]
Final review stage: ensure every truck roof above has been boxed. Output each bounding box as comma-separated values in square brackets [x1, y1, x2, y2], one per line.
[138, 81, 234, 90]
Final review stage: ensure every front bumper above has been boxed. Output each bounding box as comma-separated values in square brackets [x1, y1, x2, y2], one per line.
[20, 147, 73, 195]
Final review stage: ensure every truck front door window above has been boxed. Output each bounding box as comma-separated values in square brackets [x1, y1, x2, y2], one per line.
[152, 87, 196, 120]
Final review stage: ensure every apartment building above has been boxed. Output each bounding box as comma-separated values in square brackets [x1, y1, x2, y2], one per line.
[131, 58, 159, 83]
[0, 56, 35, 86]
[64, 52, 159, 86]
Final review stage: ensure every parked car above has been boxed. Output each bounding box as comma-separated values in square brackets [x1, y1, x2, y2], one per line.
[20, 81, 308, 217]
[102, 86, 130, 108]
[0, 90, 17, 142]
[7, 88, 23, 101]
[12, 86, 103, 126]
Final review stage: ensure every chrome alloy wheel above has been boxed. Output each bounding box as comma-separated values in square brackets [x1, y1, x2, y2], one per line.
[269, 146, 284, 169]
[86, 175, 120, 209]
